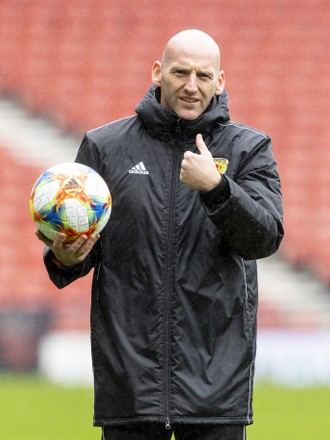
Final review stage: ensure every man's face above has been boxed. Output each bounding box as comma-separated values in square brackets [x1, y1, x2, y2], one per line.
[152, 44, 225, 121]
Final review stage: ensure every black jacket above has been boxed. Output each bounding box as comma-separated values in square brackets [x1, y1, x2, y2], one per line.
[45, 86, 284, 427]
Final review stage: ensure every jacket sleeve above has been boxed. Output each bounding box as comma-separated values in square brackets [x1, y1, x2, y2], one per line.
[200, 137, 284, 260]
[44, 247, 97, 289]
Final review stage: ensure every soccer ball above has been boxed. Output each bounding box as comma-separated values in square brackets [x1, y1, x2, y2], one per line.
[30, 162, 112, 243]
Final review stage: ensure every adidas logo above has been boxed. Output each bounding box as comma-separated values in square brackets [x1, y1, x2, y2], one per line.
[63, 177, 82, 192]
[128, 161, 149, 175]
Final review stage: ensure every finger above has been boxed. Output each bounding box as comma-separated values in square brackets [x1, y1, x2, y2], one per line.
[76, 234, 99, 250]
[62, 234, 89, 252]
[35, 229, 54, 246]
[81, 235, 99, 254]
[195, 133, 210, 155]
[69, 235, 99, 262]
[53, 233, 67, 247]
[35, 229, 46, 240]
[182, 150, 195, 162]
[66, 234, 98, 254]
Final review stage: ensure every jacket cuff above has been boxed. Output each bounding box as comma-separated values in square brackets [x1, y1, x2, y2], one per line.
[200, 175, 230, 209]
[44, 248, 81, 272]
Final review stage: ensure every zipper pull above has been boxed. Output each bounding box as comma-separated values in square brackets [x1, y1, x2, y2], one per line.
[165, 417, 171, 429]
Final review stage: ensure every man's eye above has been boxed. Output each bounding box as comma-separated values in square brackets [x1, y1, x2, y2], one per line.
[175, 70, 187, 76]
[199, 73, 212, 80]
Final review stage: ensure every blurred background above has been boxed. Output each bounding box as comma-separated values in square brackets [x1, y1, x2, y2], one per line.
[0, 0, 329, 439]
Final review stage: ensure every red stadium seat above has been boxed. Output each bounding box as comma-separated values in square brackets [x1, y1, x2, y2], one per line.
[0, 0, 329, 288]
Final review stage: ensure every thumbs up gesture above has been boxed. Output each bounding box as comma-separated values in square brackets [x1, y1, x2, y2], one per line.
[180, 134, 221, 191]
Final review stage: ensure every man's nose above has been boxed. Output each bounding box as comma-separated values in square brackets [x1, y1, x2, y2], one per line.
[185, 74, 198, 94]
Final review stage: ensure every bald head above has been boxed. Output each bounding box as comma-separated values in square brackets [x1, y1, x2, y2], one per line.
[152, 29, 225, 120]
[162, 29, 221, 71]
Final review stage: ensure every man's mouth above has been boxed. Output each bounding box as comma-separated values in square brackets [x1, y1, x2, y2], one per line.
[180, 97, 199, 103]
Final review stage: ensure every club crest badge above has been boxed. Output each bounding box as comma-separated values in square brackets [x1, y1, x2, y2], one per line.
[213, 158, 229, 175]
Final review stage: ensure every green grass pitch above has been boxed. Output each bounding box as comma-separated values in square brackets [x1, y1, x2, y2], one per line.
[0, 374, 330, 439]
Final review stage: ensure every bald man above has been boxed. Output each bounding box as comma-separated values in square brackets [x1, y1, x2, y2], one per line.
[37, 29, 283, 440]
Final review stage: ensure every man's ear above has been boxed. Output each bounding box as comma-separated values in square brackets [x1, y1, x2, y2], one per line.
[215, 70, 225, 96]
[152, 60, 162, 86]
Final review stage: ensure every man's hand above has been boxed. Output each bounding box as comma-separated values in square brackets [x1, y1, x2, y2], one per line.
[180, 134, 221, 191]
[35, 230, 99, 267]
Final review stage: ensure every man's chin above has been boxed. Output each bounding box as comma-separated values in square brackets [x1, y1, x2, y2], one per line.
[175, 109, 201, 121]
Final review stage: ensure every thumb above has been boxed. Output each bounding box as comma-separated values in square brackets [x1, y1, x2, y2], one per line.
[195, 134, 210, 155]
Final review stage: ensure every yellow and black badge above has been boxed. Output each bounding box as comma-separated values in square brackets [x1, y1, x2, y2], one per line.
[213, 158, 229, 175]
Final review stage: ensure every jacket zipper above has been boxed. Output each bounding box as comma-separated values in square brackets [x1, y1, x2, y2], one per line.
[163, 149, 179, 430]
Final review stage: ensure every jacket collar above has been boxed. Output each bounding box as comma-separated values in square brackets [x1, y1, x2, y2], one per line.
[135, 85, 230, 143]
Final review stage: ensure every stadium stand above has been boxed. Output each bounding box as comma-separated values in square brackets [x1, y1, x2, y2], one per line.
[0, 0, 329, 371]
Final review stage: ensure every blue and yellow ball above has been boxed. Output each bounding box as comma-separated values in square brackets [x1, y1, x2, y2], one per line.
[30, 162, 111, 243]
